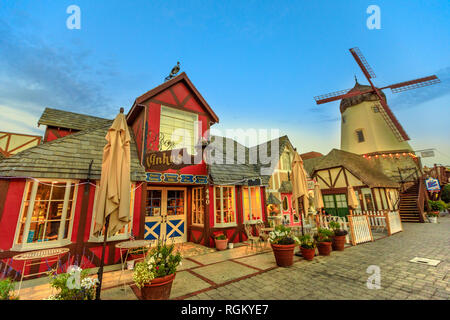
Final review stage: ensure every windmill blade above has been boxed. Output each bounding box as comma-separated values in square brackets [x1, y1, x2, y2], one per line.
[376, 97, 410, 142]
[349, 47, 376, 80]
[314, 87, 374, 105]
[380, 75, 441, 93]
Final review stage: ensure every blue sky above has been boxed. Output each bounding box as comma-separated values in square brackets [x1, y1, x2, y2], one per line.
[0, 0, 449, 166]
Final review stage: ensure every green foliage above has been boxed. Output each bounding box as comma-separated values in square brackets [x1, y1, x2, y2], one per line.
[428, 200, 446, 212]
[441, 184, 450, 203]
[215, 234, 227, 240]
[268, 225, 300, 245]
[0, 278, 18, 300]
[47, 267, 98, 300]
[315, 227, 334, 243]
[133, 240, 182, 289]
[329, 221, 348, 236]
[299, 234, 316, 249]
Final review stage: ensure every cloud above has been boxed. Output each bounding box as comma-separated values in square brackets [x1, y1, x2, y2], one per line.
[0, 18, 119, 135]
[388, 67, 450, 110]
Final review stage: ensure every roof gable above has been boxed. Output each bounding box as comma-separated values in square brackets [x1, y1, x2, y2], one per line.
[38, 108, 112, 131]
[127, 72, 219, 124]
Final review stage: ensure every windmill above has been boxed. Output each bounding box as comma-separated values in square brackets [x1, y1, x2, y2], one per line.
[314, 47, 440, 144]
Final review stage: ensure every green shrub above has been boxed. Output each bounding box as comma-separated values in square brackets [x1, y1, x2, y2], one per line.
[268, 225, 300, 245]
[299, 234, 316, 249]
[441, 184, 450, 203]
[428, 200, 446, 212]
[315, 227, 334, 243]
[0, 278, 18, 300]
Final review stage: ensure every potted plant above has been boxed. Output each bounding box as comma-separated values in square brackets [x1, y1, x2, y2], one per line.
[315, 227, 334, 256]
[299, 234, 316, 261]
[133, 240, 182, 300]
[214, 233, 229, 251]
[0, 278, 19, 300]
[427, 200, 446, 223]
[45, 266, 99, 300]
[329, 221, 348, 251]
[268, 225, 300, 267]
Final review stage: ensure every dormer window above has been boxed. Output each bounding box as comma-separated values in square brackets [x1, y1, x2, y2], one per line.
[160, 106, 198, 154]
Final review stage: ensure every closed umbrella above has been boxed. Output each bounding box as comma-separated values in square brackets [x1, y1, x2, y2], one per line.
[314, 181, 324, 212]
[291, 152, 309, 235]
[347, 186, 359, 214]
[94, 108, 131, 299]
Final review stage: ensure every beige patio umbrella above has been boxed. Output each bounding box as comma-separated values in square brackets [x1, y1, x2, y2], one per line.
[94, 107, 131, 299]
[291, 152, 309, 234]
[347, 185, 359, 214]
[313, 181, 324, 212]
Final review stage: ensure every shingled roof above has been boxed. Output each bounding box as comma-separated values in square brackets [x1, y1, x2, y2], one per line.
[304, 148, 399, 188]
[38, 107, 113, 131]
[340, 81, 386, 114]
[0, 124, 146, 181]
[208, 136, 270, 186]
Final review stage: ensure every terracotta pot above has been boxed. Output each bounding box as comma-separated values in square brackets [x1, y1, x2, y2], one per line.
[317, 241, 332, 256]
[271, 243, 296, 267]
[300, 246, 315, 261]
[140, 273, 176, 300]
[332, 235, 346, 251]
[215, 238, 228, 250]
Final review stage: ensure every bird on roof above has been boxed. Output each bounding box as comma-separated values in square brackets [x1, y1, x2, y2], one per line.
[165, 61, 181, 81]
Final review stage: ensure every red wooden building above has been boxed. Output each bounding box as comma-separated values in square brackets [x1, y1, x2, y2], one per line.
[0, 73, 269, 278]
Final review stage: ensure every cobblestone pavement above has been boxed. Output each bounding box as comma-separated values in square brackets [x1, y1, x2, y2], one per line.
[186, 216, 450, 300]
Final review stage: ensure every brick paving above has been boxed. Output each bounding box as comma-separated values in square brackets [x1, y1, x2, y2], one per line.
[186, 216, 450, 300]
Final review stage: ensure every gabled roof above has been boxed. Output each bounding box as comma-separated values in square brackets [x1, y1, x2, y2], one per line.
[300, 151, 324, 160]
[304, 148, 399, 188]
[0, 124, 146, 181]
[127, 72, 219, 124]
[38, 107, 113, 131]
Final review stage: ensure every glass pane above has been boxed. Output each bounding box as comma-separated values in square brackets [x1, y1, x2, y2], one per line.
[26, 222, 39, 243]
[167, 190, 184, 216]
[31, 201, 49, 222]
[242, 188, 250, 220]
[43, 221, 61, 241]
[35, 183, 51, 201]
[250, 188, 261, 220]
[63, 220, 70, 239]
[51, 183, 66, 200]
[17, 222, 26, 244]
[146, 190, 162, 216]
[48, 201, 64, 219]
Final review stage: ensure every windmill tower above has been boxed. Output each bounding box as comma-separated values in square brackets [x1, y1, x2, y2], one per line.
[314, 47, 440, 181]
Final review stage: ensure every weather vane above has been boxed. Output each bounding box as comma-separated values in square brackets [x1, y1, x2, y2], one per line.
[165, 61, 181, 81]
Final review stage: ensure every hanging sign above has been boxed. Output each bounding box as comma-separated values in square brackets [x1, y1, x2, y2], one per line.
[425, 177, 440, 191]
[145, 172, 208, 184]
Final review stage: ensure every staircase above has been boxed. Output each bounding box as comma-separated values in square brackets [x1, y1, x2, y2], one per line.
[399, 183, 422, 223]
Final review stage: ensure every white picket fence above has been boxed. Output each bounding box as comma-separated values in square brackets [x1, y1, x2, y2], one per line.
[353, 210, 387, 231]
[347, 215, 373, 246]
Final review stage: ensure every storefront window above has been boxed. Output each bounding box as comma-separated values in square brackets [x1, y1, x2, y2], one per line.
[15, 180, 78, 249]
[146, 190, 162, 216]
[214, 186, 236, 227]
[192, 187, 204, 225]
[160, 106, 198, 154]
[242, 187, 262, 222]
[89, 183, 135, 241]
[167, 190, 185, 216]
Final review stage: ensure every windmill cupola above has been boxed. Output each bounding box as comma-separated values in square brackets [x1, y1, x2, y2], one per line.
[339, 81, 386, 114]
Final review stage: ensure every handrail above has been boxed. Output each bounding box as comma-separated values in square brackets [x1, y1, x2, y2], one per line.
[416, 175, 430, 223]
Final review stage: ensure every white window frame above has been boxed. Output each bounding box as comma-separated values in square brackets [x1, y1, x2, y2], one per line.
[159, 105, 199, 154]
[88, 182, 135, 242]
[191, 187, 204, 226]
[242, 186, 263, 223]
[12, 179, 78, 251]
[213, 186, 237, 228]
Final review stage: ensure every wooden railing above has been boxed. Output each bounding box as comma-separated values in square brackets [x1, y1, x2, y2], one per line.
[416, 175, 430, 223]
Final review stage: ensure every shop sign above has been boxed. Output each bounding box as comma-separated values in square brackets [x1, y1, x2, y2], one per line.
[144, 148, 196, 171]
[145, 172, 208, 184]
[425, 178, 440, 191]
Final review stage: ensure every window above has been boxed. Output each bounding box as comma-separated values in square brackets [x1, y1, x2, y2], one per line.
[160, 106, 198, 154]
[372, 105, 380, 113]
[89, 183, 135, 241]
[146, 190, 162, 216]
[14, 180, 78, 250]
[282, 196, 289, 212]
[214, 186, 236, 227]
[167, 190, 185, 216]
[356, 129, 365, 143]
[281, 152, 292, 170]
[192, 187, 204, 225]
[242, 187, 262, 222]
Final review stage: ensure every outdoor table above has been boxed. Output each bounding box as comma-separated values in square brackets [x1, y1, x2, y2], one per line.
[13, 247, 70, 295]
[116, 240, 153, 288]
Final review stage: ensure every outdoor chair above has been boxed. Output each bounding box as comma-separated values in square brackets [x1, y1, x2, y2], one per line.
[255, 221, 269, 248]
[243, 223, 261, 250]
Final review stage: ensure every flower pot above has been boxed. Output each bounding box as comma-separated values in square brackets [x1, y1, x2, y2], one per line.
[332, 235, 346, 251]
[215, 238, 228, 250]
[317, 241, 332, 256]
[271, 243, 296, 267]
[300, 246, 315, 261]
[428, 216, 438, 223]
[140, 273, 176, 300]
